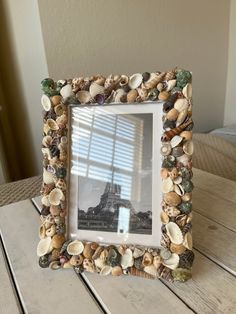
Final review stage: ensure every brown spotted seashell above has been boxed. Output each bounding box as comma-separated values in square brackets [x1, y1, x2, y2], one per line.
[70, 255, 84, 266]
[164, 192, 181, 207]
[142, 252, 153, 267]
[164, 206, 181, 217]
[143, 72, 165, 89]
[170, 243, 186, 255]
[111, 266, 123, 276]
[67, 240, 84, 255]
[83, 259, 96, 273]
[127, 89, 138, 103]
[166, 108, 179, 121]
[162, 119, 193, 141]
[158, 91, 169, 101]
[137, 88, 148, 100]
[128, 267, 155, 279]
[51, 234, 65, 249]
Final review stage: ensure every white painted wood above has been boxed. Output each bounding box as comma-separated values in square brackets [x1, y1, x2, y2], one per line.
[0, 242, 20, 314]
[0, 200, 102, 314]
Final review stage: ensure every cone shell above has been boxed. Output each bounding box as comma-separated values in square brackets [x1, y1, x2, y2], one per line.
[164, 192, 182, 207]
[162, 177, 174, 193]
[37, 237, 52, 257]
[163, 253, 179, 270]
[174, 98, 189, 112]
[166, 108, 179, 121]
[67, 240, 84, 255]
[127, 89, 138, 103]
[182, 83, 192, 99]
[49, 188, 64, 206]
[128, 73, 143, 89]
[183, 232, 193, 250]
[166, 222, 183, 245]
[121, 248, 134, 269]
[60, 84, 73, 99]
[77, 90, 91, 104]
[89, 82, 105, 98]
[100, 265, 112, 276]
[41, 95, 51, 111]
[111, 266, 123, 276]
[176, 109, 188, 126]
[183, 140, 194, 155]
[129, 267, 155, 279]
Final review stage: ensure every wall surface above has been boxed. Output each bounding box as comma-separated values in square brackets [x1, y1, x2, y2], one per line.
[38, 0, 230, 132]
[224, 0, 236, 126]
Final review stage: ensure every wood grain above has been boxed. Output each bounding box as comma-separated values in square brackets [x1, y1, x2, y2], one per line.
[0, 200, 102, 314]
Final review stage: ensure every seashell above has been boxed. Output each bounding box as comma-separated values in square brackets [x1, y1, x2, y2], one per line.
[166, 222, 183, 244]
[180, 130, 192, 140]
[170, 243, 186, 255]
[178, 202, 192, 215]
[174, 213, 188, 228]
[54, 104, 66, 116]
[157, 82, 164, 92]
[49, 188, 64, 206]
[92, 246, 103, 260]
[60, 84, 73, 99]
[94, 257, 105, 270]
[174, 184, 185, 196]
[182, 192, 192, 202]
[148, 88, 159, 100]
[133, 247, 145, 259]
[107, 248, 121, 267]
[127, 89, 138, 103]
[162, 177, 174, 193]
[183, 140, 194, 156]
[172, 146, 184, 157]
[174, 176, 182, 184]
[160, 248, 172, 260]
[46, 224, 56, 237]
[182, 222, 192, 235]
[128, 267, 155, 279]
[142, 252, 153, 267]
[160, 143, 172, 156]
[41, 195, 50, 207]
[170, 135, 183, 148]
[172, 268, 192, 282]
[164, 70, 176, 81]
[51, 234, 65, 249]
[162, 119, 193, 141]
[177, 154, 190, 166]
[142, 72, 150, 82]
[167, 79, 176, 91]
[158, 91, 169, 101]
[176, 109, 188, 127]
[128, 73, 143, 89]
[83, 258, 95, 273]
[54, 215, 64, 225]
[37, 237, 52, 257]
[134, 256, 143, 270]
[137, 88, 148, 101]
[121, 248, 134, 269]
[39, 224, 46, 239]
[63, 261, 73, 269]
[55, 179, 66, 191]
[83, 243, 95, 259]
[42, 135, 52, 148]
[144, 265, 158, 277]
[164, 206, 181, 218]
[95, 76, 106, 86]
[162, 155, 176, 169]
[100, 249, 108, 262]
[111, 266, 123, 276]
[47, 119, 59, 131]
[49, 205, 60, 216]
[183, 232, 193, 250]
[43, 168, 54, 184]
[158, 266, 173, 281]
[182, 83, 192, 99]
[163, 93, 178, 113]
[50, 248, 60, 262]
[164, 192, 182, 207]
[89, 82, 105, 99]
[56, 113, 67, 128]
[180, 167, 193, 180]
[163, 253, 179, 270]
[166, 108, 179, 121]
[49, 261, 61, 270]
[67, 240, 84, 255]
[160, 168, 169, 179]
[179, 250, 194, 269]
[76, 90, 91, 104]
[161, 233, 171, 248]
[153, 255, 162, 269]
[174, 98, 189, 112]
[144, 72, 165, 89]
[160, 211, 169, 224]
[181, 180, 194, 193]
[100, 265, 112, 276]
[119, 75, 129, 87]
[168, 168, 179, 180]
[70, 255, 84, 266]
[51, 95, 62, 106]
[114, 88, 126, 103]
[41, 94, 52, 111]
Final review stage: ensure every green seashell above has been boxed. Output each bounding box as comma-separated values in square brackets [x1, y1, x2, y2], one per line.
[148, 88, 159, 101]
[162, 155, 176, 169]
[107, 248, 121, 267]
[178, 201, 192, 214]
[172, 267, 192, 282]
[41, 78, 59, 96]
[181, 180, 194, 193]
[176, 70, 192, 89]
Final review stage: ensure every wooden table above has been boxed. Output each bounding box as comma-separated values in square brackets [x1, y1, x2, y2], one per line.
[0, 168, 236, 314]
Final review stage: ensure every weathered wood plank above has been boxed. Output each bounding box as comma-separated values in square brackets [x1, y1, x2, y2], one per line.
[0, 242, 21, 314]
[0, 200, 102, 314]
[193, 212, 236, 275]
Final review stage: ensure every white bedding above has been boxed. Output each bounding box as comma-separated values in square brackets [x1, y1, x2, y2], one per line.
[210, 124, 236, 145]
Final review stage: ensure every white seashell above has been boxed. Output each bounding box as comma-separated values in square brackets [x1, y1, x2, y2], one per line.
[41, 195, 50, 207]
[170, 135, 183, 148]
[60, 84, 73, 99]
[128, 73, 143, 89]
[166, 79, 176, 91]
[133, 247, 144, 259]
[177, 154, 190, 166]
[121, 248, 134, 269]
[37, 237, 52, 257]
[174, 184, 185, 196]
[183, 140, 194, 156]
[67, 240, 84, 255]
[174, 98, 189, 112]
[43, 168, 54, 184]
[100, 265, 112, 276]
[176, 109, 188, 127]
[39, 224, 46, 239]
[144, 265, 158, 277]
[162, 177, 174, 193]
[166, 222, 183, 245]
[89, 82, 105, 98]
[114, 88, 126, 103]
[77, 90, 91, 104]
[46, 224, 56, 237]
[41, 94, 51, 111]
[182, 83, 192, 99]
[163, 253, 179, 270]
[94, 258, 106, 270]
[49, 188, 64, 206]
[42, 135, 52, 147]
[183, 232, 193, 250]
[174, 176, 182, 184]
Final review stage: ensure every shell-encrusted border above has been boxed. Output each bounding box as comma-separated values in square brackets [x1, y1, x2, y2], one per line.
[37, 68, 194, 282]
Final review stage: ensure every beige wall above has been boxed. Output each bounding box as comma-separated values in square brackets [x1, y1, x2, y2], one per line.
[38, 0, 230, 132]
[224, 0, 236, 126]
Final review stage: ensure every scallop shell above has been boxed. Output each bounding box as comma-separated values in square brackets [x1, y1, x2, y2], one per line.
[39, 224, 46, 239]
[49, 188, 64, 206]
[174, 184, 185, 196]
[37, 237, 52, 257]
[142, 252, 153, 267]
[166, 108, 179, 121]
[166, 222, 183, 245]
[47, 119, 59, 131]
[183, 140, 194, 156]
[111, 266, 123, 276]
[77, 90, 91, 104]
[67, 240, 84, 255]
[133, 247, 145, 259]
[127, 89, 138, 103]
[166, 79, 176, 91]
[144, 265, 158, 277]
[100, 265, 112, 276]
[176, 109, 188, 126]
[183, 232, 193, 250]
[128, 73, 143, 89]
[170, 135, 183, 148]
[182, 83, 192, 99]
[160, 143, 172, 156]
[180, 131, 192, 140]
[164, 192, 182, 207]
[174, 98, 189, 112]
[60, 84, 73, 99]
[41, 195, 50, 207]
[43, 168, 54, 184]
[121, 248, 134, 269]
[162, 177, 174, 193]
[41, 94, 51, 111]
[89, 82, 105, 98]
[163, 253, 179, 270]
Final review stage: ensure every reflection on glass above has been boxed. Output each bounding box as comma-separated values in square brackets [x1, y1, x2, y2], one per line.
[71, 107, 153, 235]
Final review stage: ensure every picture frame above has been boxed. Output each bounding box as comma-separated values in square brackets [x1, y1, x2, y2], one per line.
[37, 69, 194, 282]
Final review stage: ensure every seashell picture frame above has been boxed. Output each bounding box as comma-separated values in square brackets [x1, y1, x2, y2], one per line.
[38, 68, 194, 282]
